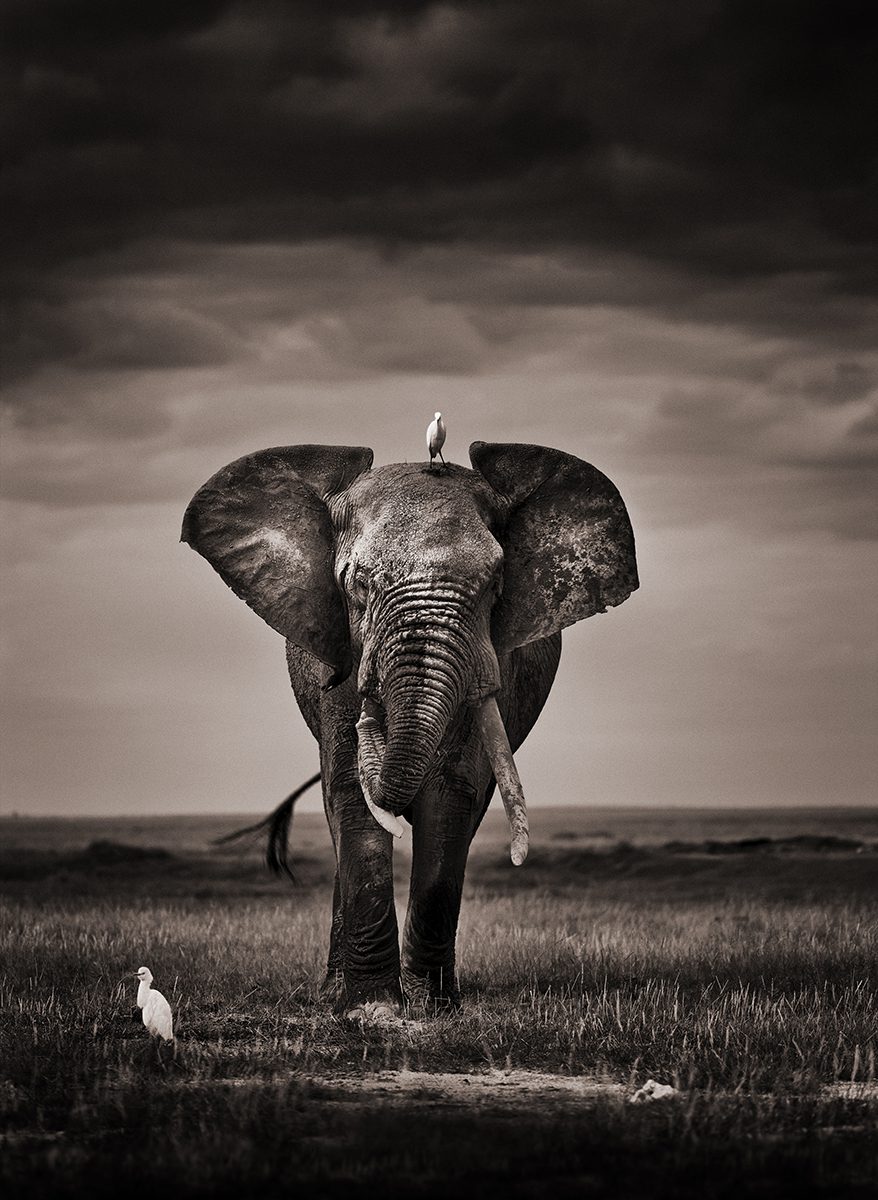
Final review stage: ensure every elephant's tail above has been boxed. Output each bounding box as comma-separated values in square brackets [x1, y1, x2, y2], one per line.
[213, 771, 321, 882]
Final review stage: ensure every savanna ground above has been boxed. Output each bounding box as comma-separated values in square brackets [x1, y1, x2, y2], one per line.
[1, 805, 876, 1199]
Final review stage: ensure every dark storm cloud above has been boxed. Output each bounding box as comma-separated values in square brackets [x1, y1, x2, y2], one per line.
[2, 286, 242, 382]
[3, 1, 876, 288]
[2, 1, 875, 528]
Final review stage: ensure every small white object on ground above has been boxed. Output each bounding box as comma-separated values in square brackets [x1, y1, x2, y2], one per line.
[134, 966, 174, 1041]
[630, 1078, 680, 1103]
[426, 412, 447, 468]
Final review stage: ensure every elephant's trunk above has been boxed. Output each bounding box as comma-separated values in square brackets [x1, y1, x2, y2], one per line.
[358, 686, 530, 865]
[356, 583, 472, 821]
[375, 643, 465, 813]
[355, 580, 529, 865]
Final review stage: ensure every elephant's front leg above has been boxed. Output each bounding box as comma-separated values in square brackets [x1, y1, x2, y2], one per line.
[321, 721, 402, 1013]
[335, 802, 401, 1012]
[402, 777, 479, 1009]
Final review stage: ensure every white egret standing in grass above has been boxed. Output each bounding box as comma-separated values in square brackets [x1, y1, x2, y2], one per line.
[134, 966, 174, 1041]
[427, 412, 446, 471]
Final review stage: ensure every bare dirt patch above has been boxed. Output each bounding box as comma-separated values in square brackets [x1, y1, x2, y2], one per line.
[174, 1068, 627, 1110]
[325, 1068, 627, 1110]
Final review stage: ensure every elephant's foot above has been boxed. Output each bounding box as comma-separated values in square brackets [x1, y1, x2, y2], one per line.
[344, 998, 404, 1026]
[332, 969, 403, 1017]
[401, 966, 460, 1012]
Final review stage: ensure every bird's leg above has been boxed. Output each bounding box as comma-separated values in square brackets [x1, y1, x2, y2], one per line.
[438, 450, 448, 472]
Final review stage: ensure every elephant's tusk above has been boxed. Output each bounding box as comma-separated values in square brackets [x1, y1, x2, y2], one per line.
[356, 709, 406, 839]
[475, 696, 529, 866]
[364, 792, 406, 839]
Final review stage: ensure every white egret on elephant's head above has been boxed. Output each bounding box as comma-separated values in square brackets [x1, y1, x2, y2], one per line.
[133, 966, 174, 1041]
[426, 412, 446, 470]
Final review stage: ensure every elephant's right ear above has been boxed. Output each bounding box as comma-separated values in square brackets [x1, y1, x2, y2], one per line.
[470, 441, 638, 653]
[181, 445, 372, 685]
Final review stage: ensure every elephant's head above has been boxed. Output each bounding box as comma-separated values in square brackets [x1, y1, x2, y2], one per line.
[182, 443, 638, 863]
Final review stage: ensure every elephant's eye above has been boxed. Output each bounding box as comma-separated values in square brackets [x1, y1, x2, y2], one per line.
[348, 568, 370, 606]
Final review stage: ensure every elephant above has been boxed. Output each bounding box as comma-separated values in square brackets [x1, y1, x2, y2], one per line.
[182, 441, 638, 1016]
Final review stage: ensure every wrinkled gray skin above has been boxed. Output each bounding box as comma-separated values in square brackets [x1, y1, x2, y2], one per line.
[182, 442, 638, 1015]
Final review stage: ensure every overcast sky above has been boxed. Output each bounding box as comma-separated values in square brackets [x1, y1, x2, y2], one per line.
[2, 0, 876, 816]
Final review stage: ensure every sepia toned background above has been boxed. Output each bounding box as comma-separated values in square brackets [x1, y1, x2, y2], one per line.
[2, 1, 876, 815]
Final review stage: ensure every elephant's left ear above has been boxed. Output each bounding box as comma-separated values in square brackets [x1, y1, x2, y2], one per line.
[182, 445, 372, 684]
[470, 442, 639, 652]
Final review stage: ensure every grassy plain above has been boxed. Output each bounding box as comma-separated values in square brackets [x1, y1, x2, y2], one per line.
[1, 806, 877, 1198]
